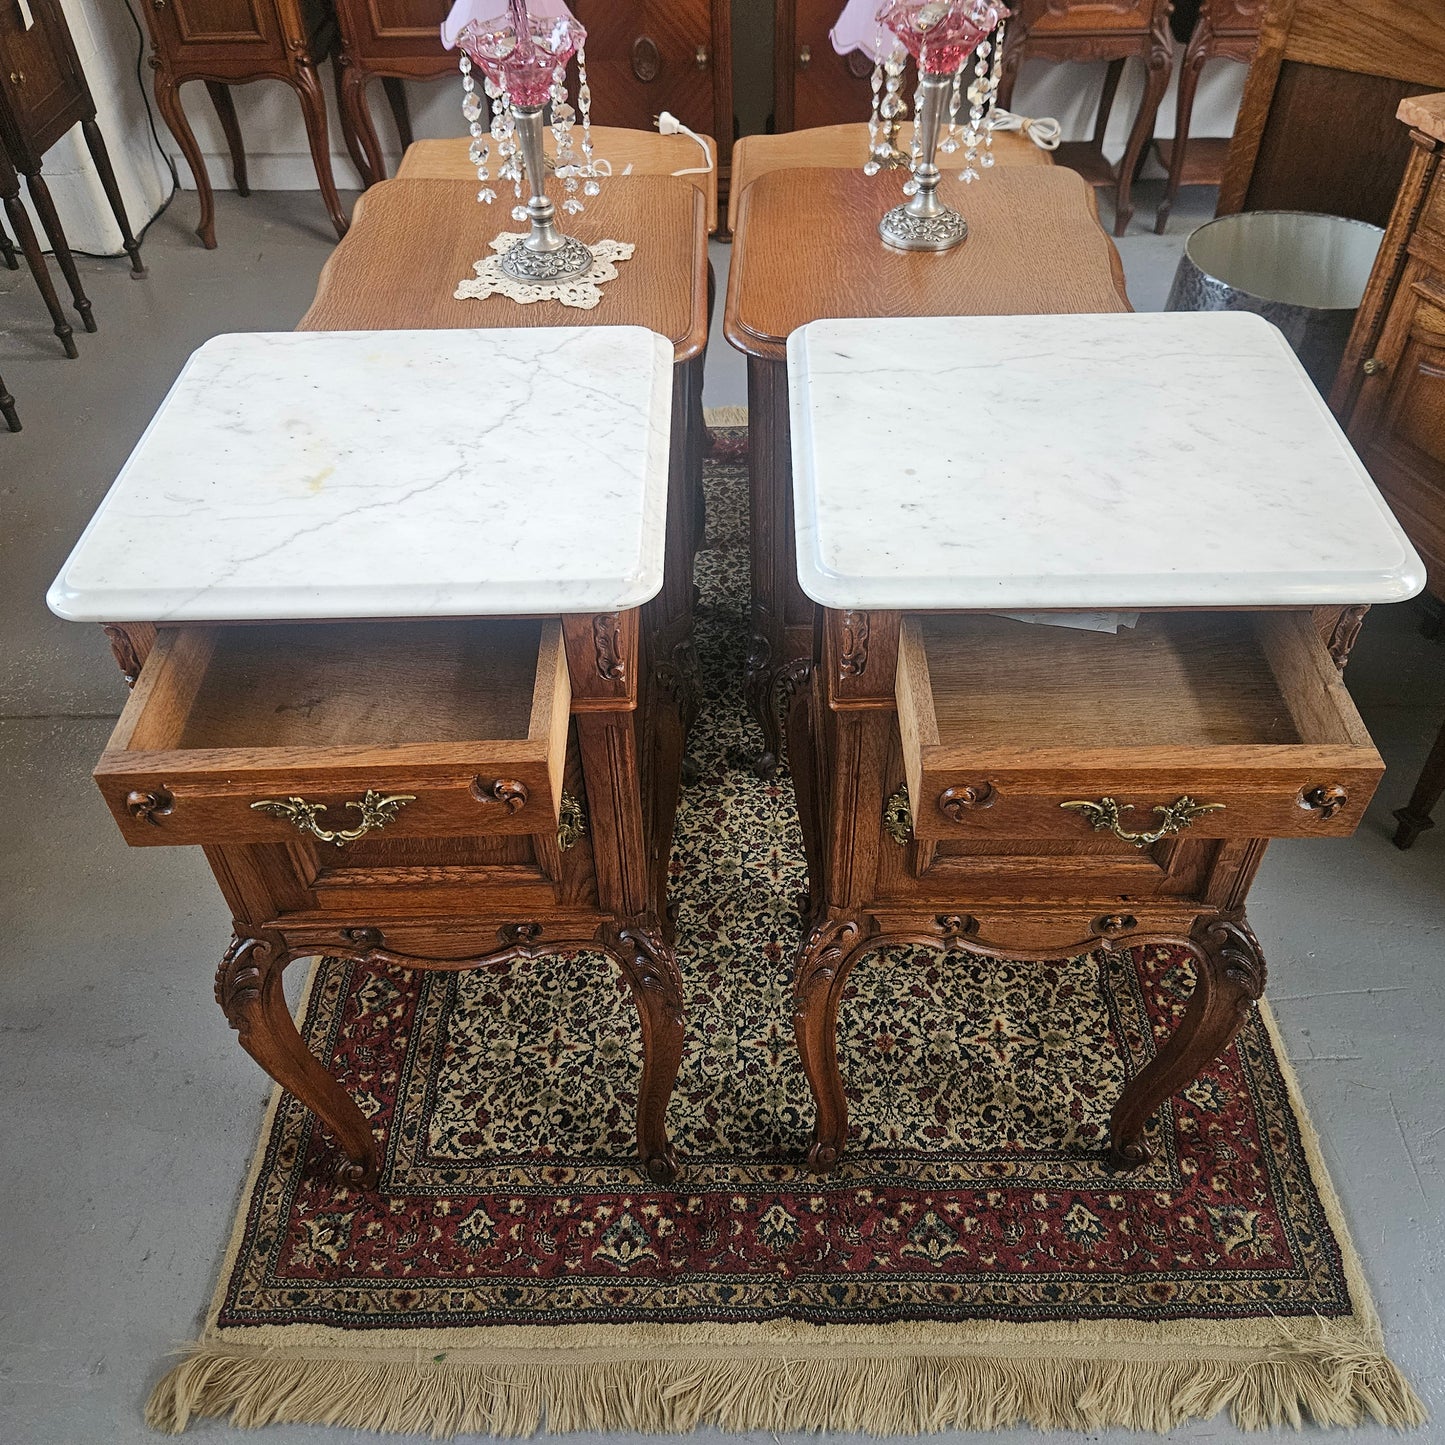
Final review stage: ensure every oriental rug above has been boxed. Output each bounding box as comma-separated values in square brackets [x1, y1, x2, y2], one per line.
[149, 426, 1422, 1436]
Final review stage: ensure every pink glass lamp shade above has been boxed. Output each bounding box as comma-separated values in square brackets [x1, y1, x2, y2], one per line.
[832, 0, 1005, 71]
[442, 0, 585, 108]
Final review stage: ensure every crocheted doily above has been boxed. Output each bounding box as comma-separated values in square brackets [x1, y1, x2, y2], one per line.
[454, 233, 636, 310]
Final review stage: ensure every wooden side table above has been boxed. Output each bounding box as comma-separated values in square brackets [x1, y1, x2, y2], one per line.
[0, 132, 75, 356]
[785, 310, 1422, 1172]
[1331, 92, 1445, 849]
[0, 0, 146, 331]
[723, 163, 1130, 777]
[304, 173, 709, 915]
[1153, 0, 1263, 232]
[49, 327, 687, 1187]
[139, 0, 349, 247]
[999, 0, 1175, 236]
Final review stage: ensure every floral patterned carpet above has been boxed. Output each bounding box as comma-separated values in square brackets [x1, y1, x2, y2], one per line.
[152, 434, 1419, 1436]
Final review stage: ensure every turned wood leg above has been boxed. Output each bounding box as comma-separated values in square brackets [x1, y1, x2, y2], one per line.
[1155, 34, 1207, 233]
[25, 170, 95, 331]
[608, 920, 685, 1184]
[0, 218, 16, 269]
[216, 934, 380, 1187]
[1114, 37, 1173, 237]
[293, 59, 348, 239]
[382, 75, 413, 150]
[204, 83, 249, 197]
[1393, 714, 1445, 849]
[339, 62, 387, 187]
[79, 117, 147, 276]
[331, 55, 372, 188]
[1110, 914, 1266, 1168]
[4, 194, 75, 356]
[793, 915, 869, 1172]
[745, 631, 784, 778]
[0, 370, 19, 432]
[153, 69, 217, 248]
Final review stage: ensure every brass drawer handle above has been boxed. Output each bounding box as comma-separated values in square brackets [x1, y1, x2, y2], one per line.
[799, 44, 812, 68]
[8, 71, 24, 86]
[470, 777, 528, 813]
[1299, 783, 1348, 819]
[1061, 795, 1225, 848]
[557, 790, 587, 851]
[1361, 357, 1384, 375]
[696, 44, 708, 69]
[251, 789, 415, 846]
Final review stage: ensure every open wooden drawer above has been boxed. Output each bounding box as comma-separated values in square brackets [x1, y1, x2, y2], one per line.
[895, 611, 1383, 845]
[95, 619, 570, 848]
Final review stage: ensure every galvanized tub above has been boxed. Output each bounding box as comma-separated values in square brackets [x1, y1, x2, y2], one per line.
[1165, 210, 1385, 392]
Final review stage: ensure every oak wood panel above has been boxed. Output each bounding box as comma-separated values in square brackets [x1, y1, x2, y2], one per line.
[894, 612, 1382, 843]
[95, 620, 570, 845]
[396, 130, 720, 234]
[1399, 93, 1445, 144]
[724, 165, 1130, 361]
[301, 176, 708, 363]
[726, 122, 1052, 234]
[1286, 0, 1445, 88]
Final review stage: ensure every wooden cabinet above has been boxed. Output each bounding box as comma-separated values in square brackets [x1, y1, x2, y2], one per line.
[140, 0, 349, 246]
[336, 0, 733, 194]
[0, 0, 144, 334]
[1333, 92, 1445, 850]
[773, 0, 915, 132]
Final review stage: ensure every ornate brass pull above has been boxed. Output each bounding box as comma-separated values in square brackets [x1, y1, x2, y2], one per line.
[251, 790, 415, 846]
[1061, 795, 1225, 848]
[695, 44, 708, 69]
[1361, 357, 1384, 375]
[883, 783, 912, 845]
[557, 790, 587, 851]
[799, 43, 812, 67]
[8, 70, 24, 85]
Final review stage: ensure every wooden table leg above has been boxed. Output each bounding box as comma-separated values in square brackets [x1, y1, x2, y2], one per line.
[24, 169, 96, 331]
[1155, 15, 1210, 233]
[1112, 13, 1174, 236]
[1109, 914, 1266, 1168]
[203, 84, 250, 197]
[80, 117, 148, 276]
[1393, 713, 1445, 848]
[215, 933, 381, 1187]
[335, 52, 386, 187]
[3, 190, 76, 356]
[382, 76, 413, 150]
[0, 217, 16, 269]
[293, 58, 349, 239]
[153, 70, 218, 248]
[0, 370, 19, 432]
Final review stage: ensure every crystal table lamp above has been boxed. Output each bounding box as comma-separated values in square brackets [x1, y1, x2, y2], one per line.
[442, 0, 607, 283]
[833, 0, 1009, 251]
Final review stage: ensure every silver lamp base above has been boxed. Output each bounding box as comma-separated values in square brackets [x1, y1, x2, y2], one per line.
[879, 203, 968, 252]
[499, 235, 595, 284]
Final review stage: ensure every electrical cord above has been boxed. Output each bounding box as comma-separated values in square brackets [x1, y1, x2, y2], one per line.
[654, 111, 714, 176]
[23, 0, 180, 260]
[989, 108, 1062, 151]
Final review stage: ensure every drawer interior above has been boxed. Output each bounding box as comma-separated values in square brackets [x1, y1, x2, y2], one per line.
[915, 612, 1330, 752]
[132, 621, 544, 753]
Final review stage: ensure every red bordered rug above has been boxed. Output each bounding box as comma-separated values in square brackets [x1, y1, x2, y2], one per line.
[149, 430, 1422, 1436]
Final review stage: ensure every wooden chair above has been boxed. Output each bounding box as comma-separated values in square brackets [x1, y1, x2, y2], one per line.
[727, 121, 1052, 235]
[396, 130, 721, 236]
[1154, 0, 1264, 232]
[999, 0, 1174, 236]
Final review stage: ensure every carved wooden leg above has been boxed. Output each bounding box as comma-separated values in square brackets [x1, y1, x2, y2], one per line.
[0, 370, 19, 432]
[793, 915, 869, 1173]
[216, 934, 380, 1187]
[153, 68, 217, 248]
[1393, 714, 1445, 849]
[1155, 28, 1208, 234]
[335, 54, 386, 187]
[782, 659, 824, 918]
[1110, 914, 1266, 1168]
[0, 218, 16, 269]
[382, 76, 413, 149]
[25, 170, 95, 331]
[608, 920, 685, 1184]
[293, 59, 348, 239]
[79, 117, 147, 277]
[4, 193, 75, 355]
[203, 84, 249, 197]
[746, 634, 783, 778]
[1113, 31, 1173, 237]
[331, 55, 371, 187]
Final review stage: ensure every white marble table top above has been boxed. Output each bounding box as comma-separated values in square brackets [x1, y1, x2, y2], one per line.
[788, 311, 1425, 611]
[48, 328, 674, 623]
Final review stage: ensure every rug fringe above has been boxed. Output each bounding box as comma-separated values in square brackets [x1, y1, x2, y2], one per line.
[703, 405, 748, 427]
[146, 1339, 1425, 1437]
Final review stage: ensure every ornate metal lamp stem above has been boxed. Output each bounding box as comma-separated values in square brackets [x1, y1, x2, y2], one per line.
[500, 104, 594, 283]
[879, 70, 968, 251]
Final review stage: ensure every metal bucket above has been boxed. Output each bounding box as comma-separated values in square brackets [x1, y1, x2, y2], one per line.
[1165, 211, 1384, 392]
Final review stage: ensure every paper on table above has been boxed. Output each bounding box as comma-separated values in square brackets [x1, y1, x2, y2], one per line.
[996, 611, 1142, 634]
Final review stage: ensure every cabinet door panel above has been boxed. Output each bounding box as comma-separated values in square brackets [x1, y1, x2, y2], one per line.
[334, 0, 450, 58]
[148, 0, 284, 68]
[0, 0, 84, 159]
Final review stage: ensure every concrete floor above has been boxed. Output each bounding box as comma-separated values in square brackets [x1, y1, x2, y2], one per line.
[1, 181, 1443, 1444]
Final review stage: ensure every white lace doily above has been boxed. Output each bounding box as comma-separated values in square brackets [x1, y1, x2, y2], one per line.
[454, 233, 636, 310]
